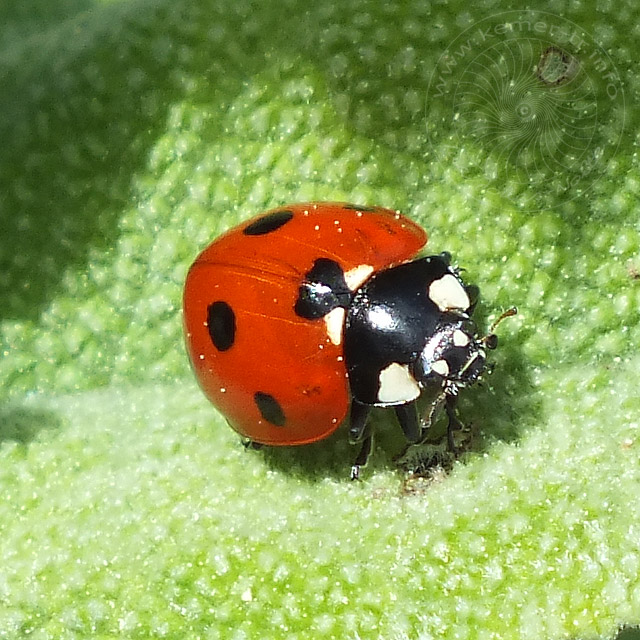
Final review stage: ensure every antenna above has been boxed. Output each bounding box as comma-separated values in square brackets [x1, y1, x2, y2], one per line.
[483, 306, 517, 349]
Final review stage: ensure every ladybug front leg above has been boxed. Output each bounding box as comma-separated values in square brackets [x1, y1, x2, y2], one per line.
[393, 392, 445, 463]
[444, 394, 463, 452]
[349, 400, 373, 480]
[419, 390, 447, 442]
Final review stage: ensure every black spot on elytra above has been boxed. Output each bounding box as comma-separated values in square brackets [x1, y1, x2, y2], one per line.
[294, 258, 351, 319]
[341, 203, 377, 212]
[254, 392, 286, 426]
[243, 210, 294, 236]
[207, 301, 235, 351]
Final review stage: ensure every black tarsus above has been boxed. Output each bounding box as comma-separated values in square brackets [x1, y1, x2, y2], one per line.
[350, 426, 373, 481]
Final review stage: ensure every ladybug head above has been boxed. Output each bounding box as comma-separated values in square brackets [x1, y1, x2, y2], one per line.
[415, 307, 516, 395]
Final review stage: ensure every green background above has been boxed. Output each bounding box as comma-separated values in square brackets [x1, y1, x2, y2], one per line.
[1, 0, 639, 638]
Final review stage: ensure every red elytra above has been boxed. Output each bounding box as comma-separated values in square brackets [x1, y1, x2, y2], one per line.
[183, 202, 426, 445]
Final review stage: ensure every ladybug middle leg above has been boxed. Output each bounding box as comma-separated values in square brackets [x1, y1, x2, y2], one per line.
[350, 429, 373, 481]
[394, 401, 421, 444]
[349, 400, 424, 479]
[349, 400, 372, 480]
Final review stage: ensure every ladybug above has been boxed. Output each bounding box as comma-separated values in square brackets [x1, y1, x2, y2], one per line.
[183, 202, 512, 478]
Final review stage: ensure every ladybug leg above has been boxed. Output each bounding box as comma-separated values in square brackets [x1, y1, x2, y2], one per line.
[393, 393, 444, 461]
[242, 439, 264, 451]
[350, 428, 373, 481]
[417, 390, 446, 442]
[444, 394, 463, 452]
[349, 400, 373, 480]
[465, 284, 480, 315]
[394, 401, 421, 444]
[348, 400, 371, 445]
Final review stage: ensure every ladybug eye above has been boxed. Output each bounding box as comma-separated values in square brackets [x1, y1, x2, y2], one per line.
[465, 284, 480, 308]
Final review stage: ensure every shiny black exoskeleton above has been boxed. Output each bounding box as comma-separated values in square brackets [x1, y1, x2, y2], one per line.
[296, 252, 509, 479]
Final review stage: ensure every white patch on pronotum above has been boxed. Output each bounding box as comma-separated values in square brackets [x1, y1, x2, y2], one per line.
[428, 273, 470, 312]
[377, 362, 421, 404]
[344, 264, 374, 291]
[431, 359, 450, 376]
[453, 329, 470, 347]
[324, 307, 346, 345]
